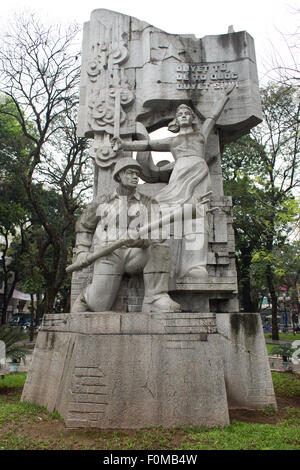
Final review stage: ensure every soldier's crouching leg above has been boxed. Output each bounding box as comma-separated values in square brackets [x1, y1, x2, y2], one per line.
[84, 252, 123, 312]
[72, 251, 123, 313]
[142, 241, 181, 313]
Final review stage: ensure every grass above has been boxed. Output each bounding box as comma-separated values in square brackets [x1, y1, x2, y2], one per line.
[264, 332, 300, 342]
[0, 373, 27, 388]
[266, 343, 275, 354]
[179, 417, 300, 450]
[0, 372, 300, 450]
[272, 371, 300, 397]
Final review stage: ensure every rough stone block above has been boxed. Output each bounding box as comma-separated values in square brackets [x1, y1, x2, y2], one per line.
[22, 312, 230, 429]
[22, 312, 276, 429]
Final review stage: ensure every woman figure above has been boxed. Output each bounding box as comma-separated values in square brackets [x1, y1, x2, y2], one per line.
[113, 85, 235, 279]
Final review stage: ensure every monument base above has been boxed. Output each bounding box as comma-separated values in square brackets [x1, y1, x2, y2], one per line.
[21, 312, 276, 429]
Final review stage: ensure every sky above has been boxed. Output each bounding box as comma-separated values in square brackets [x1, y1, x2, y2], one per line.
[0, 0, 299, 83]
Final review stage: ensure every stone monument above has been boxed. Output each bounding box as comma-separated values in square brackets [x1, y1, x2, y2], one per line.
[21, 9, 277, 428]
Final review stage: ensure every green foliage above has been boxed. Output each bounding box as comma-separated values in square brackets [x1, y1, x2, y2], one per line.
[272, 371, 300, 397]
[273, 241, 300, 294]
[0, 372, 27, 388]
[222, 134, 265, 182]
[0, 96, 35, 174]
[0, 97, 82, 318]
[270, 344, 300, 362]
[222, 83, 300, 318]
[0, 326, 30, 363]
[0, 182, 30, 246]
[0, 99, 33, 241]
[266, 343, 275, 354]
[16, 252, 44, 296]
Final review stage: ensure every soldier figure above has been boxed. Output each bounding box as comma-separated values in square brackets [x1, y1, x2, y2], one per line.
[71, 157, 181, 313]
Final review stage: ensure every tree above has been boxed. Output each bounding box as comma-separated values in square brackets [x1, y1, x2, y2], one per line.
[0, 181, 30, 325]
[252, 85, 299, 339]
[0, 14, 92, 316]
[15, 242, 45, 341]
[274, 240, 300, 314]
[0, 97, 34, 324]
[223, 84, 300, 340]
[222, 135, 266, 312]
[0, 325, 29, 364]
[266, 8, 300, 89]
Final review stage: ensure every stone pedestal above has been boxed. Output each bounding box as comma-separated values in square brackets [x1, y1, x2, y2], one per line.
[21, 312, 276, 429]
[216, 314, 277, 409]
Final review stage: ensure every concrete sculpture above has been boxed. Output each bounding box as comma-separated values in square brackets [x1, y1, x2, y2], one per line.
[22, 9, 277, 429]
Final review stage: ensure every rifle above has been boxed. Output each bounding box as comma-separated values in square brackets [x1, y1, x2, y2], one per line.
[66, 204, 197, 273]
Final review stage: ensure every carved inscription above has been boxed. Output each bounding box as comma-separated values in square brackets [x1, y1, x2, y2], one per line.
[176, 63, 239, 90]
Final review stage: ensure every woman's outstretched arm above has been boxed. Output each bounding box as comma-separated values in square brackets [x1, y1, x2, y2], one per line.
[201, 84, 236, 138]
[112, 136, 172, 152]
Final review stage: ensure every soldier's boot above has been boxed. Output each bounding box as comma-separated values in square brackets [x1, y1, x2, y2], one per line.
[142, 290, 181, 313]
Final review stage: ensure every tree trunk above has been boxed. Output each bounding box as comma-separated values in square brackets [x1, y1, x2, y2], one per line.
[35, 294, 43, 326]
[0, 275, 18, 326]
[241, 277, 256, 312]
[239, 248, 256, 312]
[266, 264, 279, 340]
[29, 294, 35, 342]
[42, 286, 58, 315]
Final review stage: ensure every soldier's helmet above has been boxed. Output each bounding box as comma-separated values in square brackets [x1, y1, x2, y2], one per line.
[112, 157, 142, 182]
